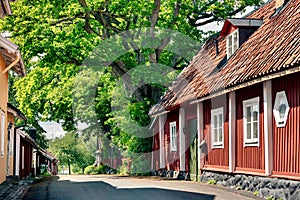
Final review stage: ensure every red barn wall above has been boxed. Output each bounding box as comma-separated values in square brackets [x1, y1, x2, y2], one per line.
[19, 140, 33, 179]
[203, 94, 229, 168]
[152, 122, 160, 170]
[272, 73, 300, 176]
[164, 110, 179, 171]
[185, 104, 197, 172]
[235, 83, 265, 172]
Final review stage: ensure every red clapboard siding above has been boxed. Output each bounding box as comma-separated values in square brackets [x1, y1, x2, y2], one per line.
[203, 94, 229, 167]
[185, 104, 197, 172]
[19, 140, 33, 179]
[165, 110, 180, 171]
[235, 83, 265, 170]
[272, 73, 300, 175]
[152, 122, 160, 170]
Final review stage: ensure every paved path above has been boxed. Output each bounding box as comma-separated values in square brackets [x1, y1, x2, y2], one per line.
[23, 175, 260, 200]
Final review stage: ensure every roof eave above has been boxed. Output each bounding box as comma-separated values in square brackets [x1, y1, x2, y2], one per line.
[7, 102, 27, 121]
[0, 36, 26, 76]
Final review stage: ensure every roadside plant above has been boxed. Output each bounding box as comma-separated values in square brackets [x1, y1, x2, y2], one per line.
[207, 179, 217, 185]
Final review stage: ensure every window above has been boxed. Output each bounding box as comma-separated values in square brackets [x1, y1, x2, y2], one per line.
[1, 110, 5, 157]
[226, 29, 239, 58]
[9, 128, 13, 157]
[273, 91, 290, 127]
[243, 97, 260, 146]
[169, 122, 177, 151]
[211, 107, 224, 148]
[22, 146, 24, 169]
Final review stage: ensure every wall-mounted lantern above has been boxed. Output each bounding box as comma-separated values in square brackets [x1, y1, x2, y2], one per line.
[273, 91, 290, 128]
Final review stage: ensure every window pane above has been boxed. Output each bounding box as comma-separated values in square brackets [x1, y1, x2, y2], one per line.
[247, 123, 251, 139]
[228, 35, 232, 46]
[233, 32, 238, 51]
[253, 122, 258, 139]
[219, 128, 223, 142]
[218, 114, 222, 128]
[228, 36, 233, 56]
[253, 104, 259, 121]
[214, 129, 218, 142]
[246, 106, 251, 122]
[214, 115, 218, 128]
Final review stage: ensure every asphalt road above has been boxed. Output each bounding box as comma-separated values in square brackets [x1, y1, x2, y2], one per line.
[23, 175, 259, 200]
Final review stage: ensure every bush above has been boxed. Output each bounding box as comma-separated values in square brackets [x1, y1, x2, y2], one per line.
[95, 164, 107, 174]
[207, 179, 217, 185]
[84, 164, 110, 175]
[84, 165, 95, 175]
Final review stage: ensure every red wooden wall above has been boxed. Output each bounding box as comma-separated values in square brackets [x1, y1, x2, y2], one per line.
[235, 83, 265, 171]
[164, 110, 179, 171]
[152, 122, 160, 170]
[272, 73, 300, 176]
[203, 94, 229, 167]
[19, 140, 33, 179]
[185, 104, 197, 172]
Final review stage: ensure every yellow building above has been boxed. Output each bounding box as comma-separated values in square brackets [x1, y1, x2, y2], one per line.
[0, 1, 25, 184]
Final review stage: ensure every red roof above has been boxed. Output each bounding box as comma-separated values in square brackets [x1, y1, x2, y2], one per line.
[150, 0, 300, 115]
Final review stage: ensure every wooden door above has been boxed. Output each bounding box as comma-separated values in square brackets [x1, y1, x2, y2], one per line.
[188, 118, 198, 181]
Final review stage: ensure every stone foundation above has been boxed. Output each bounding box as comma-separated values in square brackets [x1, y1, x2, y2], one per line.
[152, 169, 190, 180]
[200, 171, 300, 200]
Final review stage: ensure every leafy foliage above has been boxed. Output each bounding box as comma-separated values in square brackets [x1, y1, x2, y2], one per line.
[1, 0, 263, 169]
[49, 132, 94, 174]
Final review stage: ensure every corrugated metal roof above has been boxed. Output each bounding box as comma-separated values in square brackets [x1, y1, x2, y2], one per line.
[150, 0, 300, 115]
[227, 19, 264, 27]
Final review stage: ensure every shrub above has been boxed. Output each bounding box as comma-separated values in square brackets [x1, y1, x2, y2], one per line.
[84, 165, 95, 175]
[95, 164, 108, 174]
[84, 164, 110, 175]
[207, 179, 217, 185]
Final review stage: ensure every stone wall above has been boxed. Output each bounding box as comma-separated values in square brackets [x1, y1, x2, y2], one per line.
[200, 171, 300, 200]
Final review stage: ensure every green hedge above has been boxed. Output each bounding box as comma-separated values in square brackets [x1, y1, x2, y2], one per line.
[84, 164, 109, 175]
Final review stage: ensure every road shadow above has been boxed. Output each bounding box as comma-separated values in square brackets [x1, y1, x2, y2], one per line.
[23, 176, 216, 200]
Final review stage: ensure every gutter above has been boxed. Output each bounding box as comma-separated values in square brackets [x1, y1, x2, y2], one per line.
[0, 54, 20, 76]
[190, 64, 300, 104]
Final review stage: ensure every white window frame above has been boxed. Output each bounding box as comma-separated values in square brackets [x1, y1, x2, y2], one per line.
[211, 107, 224, 148]
[9, 127, 13, 157]
[169, 121, 177, 151]
[1, 110, 5, 157]
[22, 146, 24, 169]
[243, 97, 260, 147]
[226, 29, 239, 59]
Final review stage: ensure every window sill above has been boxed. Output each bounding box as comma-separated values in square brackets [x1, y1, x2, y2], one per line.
[212, 144, 224, 149]
[244, 141, 259, 147]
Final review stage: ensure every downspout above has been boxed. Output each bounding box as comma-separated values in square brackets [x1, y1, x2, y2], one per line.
[0, 55, 20, 76]
[13, 122, 26, 176]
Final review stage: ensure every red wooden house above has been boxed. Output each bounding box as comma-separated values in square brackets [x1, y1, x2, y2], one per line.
[150, 0, 300, 191]
[7, 103, 58, 179]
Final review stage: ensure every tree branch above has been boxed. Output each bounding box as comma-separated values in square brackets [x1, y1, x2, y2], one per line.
[150, 0, 161, 38]
[51, 14, 84, 26]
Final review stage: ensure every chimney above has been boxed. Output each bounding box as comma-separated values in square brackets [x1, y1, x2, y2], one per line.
[29, 128, 37, 141]
[275, 0, 286, 9]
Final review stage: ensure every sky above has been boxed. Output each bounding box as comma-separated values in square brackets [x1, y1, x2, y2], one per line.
[39, 121, 66, 140]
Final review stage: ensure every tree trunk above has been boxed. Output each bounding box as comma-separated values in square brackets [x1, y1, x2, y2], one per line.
[68, 160, 71, 175]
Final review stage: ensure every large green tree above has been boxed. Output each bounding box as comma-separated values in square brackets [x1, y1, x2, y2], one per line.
[1, 0, 262, 162]
[49, 132, 94, 174]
